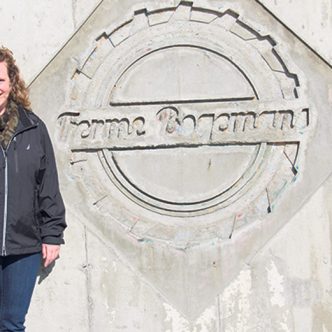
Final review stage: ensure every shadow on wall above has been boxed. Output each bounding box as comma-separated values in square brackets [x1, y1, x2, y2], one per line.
[37, 260, 57, 284]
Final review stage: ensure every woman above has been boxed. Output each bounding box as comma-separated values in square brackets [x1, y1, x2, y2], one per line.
[0, 47, 66, 331]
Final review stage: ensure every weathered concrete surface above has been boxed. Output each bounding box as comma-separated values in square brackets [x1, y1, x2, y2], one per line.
[1, 0, 332, 331]
[26, 210, 89, 331]
[0, 0, 101, 83]
[258, 0, 332, 67]
[218, 180, 332, 331]
[26, 180, 332, 331]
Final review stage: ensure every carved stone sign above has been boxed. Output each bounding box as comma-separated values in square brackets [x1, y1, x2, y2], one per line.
[34, 0, 332, 318]
[57, 1, 312, 242]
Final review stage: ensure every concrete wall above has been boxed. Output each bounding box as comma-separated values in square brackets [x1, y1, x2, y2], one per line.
[0, 0, 102, 83]
[1, 1, 332, 331]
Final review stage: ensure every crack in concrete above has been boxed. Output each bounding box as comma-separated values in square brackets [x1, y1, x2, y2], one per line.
[217, 295, 222, 332]
[84, 225, 93, 332]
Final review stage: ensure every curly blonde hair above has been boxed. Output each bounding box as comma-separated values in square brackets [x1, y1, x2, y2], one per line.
[0, 47, 31, 109]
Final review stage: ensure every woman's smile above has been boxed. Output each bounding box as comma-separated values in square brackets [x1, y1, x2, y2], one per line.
[0, 61, 11, 115]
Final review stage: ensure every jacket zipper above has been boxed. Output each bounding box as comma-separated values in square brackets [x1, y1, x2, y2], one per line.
[13, 137, 18, 173]
[0, 124, 37, 256]
[1, 147, 8, 256]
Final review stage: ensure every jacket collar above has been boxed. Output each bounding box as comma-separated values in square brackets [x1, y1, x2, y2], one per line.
[17, 105, 37, 131]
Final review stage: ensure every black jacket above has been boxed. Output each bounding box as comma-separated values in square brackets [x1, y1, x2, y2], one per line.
[0, 106, 66, 256]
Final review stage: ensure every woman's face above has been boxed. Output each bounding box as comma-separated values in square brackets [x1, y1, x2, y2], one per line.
[0, 61, 11, 115]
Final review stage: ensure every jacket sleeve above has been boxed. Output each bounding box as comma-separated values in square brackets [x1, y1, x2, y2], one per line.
[37, 121, 67, 245]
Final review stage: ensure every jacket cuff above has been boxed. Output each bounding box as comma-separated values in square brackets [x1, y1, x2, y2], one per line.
[42, 236, 65, 245]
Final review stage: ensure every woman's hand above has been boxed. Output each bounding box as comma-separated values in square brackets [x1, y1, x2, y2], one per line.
[42, 243, 60, 268]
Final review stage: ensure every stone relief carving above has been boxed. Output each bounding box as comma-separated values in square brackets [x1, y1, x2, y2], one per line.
[56, 1, 313, 242]
[58, 103, 308, 148]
